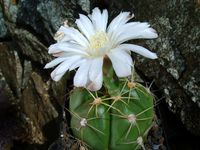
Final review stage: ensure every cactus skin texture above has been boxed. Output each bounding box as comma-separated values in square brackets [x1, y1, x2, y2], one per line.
[70, 70, 154, 150]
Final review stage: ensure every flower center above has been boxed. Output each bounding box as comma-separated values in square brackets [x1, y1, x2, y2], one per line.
[89, 32, 108, 50]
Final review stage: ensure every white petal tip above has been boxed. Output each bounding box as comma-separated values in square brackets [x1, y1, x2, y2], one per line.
[87, 87, 101, 91]
[74, 83, 83, 89]
[153, 33, 158, 38]
[150, 28, 158, 38]
[75, 19, 79, 24]
[48, 45, 54, 53]
[74, 80, 84, 88]
[44, 62, 55, 69]
[44, 64, 49, 69]
[154, 55, 158, 59]
[150, 53, 158, 59]
[52, 78, 59, 82]
[52, 78, 57, 81]
[86, 83, 102, 91]
[131, 13, 135, 18]
[93, 7, 100, 11]
[50, 71, 56, 80]
[52, 74, 63, 82]
[79, 14, 85, 18]
[114, 65, 132, 77]
[117, 72, 132, 78]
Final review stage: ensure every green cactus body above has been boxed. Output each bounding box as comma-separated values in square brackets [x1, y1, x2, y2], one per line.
[70, 70, 154, 150]
[70, 88, 110, 149]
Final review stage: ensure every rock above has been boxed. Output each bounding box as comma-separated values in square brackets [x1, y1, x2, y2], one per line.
[0, 42, 23, 97]
[21, 60, 32, 89]
[0, 0, 80, 148]
[20, 71, 58, 144]
[0, 41, 60, 148]
[0, 71, 15, 117]
[0, 7, 8, 39]
[0, 70, 25, 150]
[51, 73, 69, 106]
[0, 43, 25, 149]
[1, 0, 78, 65]
[109, 0, 200, 135]
[77, 0, 90, 13]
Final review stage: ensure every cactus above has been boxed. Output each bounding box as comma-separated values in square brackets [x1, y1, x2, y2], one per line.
[70, 68, 154, 150]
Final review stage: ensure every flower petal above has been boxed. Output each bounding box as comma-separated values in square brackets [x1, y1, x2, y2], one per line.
[54, 56, 82, 76]
[51, 72, 66, 81]
[107, 12, 134, 34]
[46, 8, 159, 89]
[50, 56, 82, 81]
[58, 26, 89, 47]
[76, 14, 95, 39]
[107, 51, 132, 77]
[112, 22, 158, 45]
[90, 8, 108, 32]
[89, 57, 104, 81]
[139, 28, 158, 39]
[48, 43, 88, 56]
[44, 57, 67, 69]
[101, 9, 108, 32]
[87, 72, 103, 91]
[110, 48, 133, 66]
[69, 58, 86, 71]
[74, 60, 92, 87]
[117, 44, 158, 59]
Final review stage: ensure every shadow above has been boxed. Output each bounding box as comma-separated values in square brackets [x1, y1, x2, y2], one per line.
[157, 100, 200, 150]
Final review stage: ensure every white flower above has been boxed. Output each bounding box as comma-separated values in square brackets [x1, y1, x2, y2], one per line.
[45, 8, 158, 91]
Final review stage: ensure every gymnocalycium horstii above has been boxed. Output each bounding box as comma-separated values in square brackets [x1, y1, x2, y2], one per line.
[45, 7, 158, 150]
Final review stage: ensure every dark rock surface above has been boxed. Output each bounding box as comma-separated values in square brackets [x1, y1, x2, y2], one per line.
[0, 0, 199, 149]
[0, 6, 7, 39]
[0, 0, 78, 148]
[109, 0, 200, 135]
[0, 63, 25, 150]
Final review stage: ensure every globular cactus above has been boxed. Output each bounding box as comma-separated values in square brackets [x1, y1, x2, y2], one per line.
[70, 69, 154, 150]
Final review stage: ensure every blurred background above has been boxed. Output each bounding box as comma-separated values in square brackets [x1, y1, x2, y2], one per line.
[0, 0, 200, 149]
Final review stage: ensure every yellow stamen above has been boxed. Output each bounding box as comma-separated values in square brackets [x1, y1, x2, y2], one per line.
[89, 32, 108, 50]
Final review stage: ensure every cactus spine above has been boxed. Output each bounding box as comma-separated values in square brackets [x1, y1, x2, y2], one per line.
[70, 68, 154, 150]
